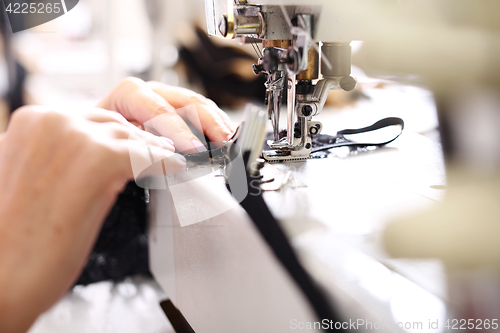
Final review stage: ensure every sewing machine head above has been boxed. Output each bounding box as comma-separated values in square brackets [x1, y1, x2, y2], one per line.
[205, 0, 356, 162]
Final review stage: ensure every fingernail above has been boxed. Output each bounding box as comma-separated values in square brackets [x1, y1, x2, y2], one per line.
[192, 140, 207, 152]
[163, 137, 174, 147]
[173, 154, 187, 164]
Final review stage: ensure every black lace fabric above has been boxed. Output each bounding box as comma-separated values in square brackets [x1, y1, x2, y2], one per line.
[75, 182, 151, 285]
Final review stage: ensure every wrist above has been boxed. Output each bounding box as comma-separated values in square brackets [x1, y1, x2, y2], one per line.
[0, 221, 41, 333]
[0, 288, 30, 333]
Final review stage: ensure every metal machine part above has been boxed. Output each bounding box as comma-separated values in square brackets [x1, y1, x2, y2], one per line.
[208, 1, 357, 162]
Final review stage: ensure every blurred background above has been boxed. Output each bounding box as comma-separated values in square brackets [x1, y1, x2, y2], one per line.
[1, 0, 438, 137]
[2, 0, 265, 115]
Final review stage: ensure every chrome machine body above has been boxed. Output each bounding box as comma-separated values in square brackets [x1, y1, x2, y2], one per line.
[206, 0, 357, 161]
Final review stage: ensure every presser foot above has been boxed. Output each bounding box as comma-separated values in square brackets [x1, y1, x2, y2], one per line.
[262, 121, 321, 162]
[262, 149, 312, 163]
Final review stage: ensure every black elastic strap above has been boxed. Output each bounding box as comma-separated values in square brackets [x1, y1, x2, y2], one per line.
[231, 178, 346, 332]
[160, 300, 196, 333]
[312, 117, 404, 153]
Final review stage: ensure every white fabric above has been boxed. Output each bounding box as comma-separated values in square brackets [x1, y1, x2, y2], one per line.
[28, 277, 174, 333]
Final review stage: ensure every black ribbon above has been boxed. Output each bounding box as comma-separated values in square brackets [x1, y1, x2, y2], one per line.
[312, 117, 404, 153]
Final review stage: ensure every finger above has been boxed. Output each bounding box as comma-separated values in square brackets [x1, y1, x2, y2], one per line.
[148, 82, 234, 140]
[203, 98, 239, 132]
[147, 82, 236, 142]
[107, 123, 175, 152]
[98, 77, 204, 153]
[121, 139, 187, 181]
[83, 109, 176, 150]
[83, 108, 137, 129]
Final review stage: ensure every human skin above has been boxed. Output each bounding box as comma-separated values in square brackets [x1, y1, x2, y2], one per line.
[98, 77, 237, 152]
[0, 79, 234, 332]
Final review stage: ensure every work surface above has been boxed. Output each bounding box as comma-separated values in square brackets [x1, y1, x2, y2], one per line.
[30, 84, 447, 333]
[261, 132, 447, 331]
[148, 84, 448, 333]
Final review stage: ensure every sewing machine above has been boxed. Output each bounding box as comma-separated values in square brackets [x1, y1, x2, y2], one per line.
[206, 0, 358, 162]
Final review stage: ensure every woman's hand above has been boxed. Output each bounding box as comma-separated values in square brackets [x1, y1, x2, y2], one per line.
[0, 106, 185, 333]
[98, 78, 237, 153]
